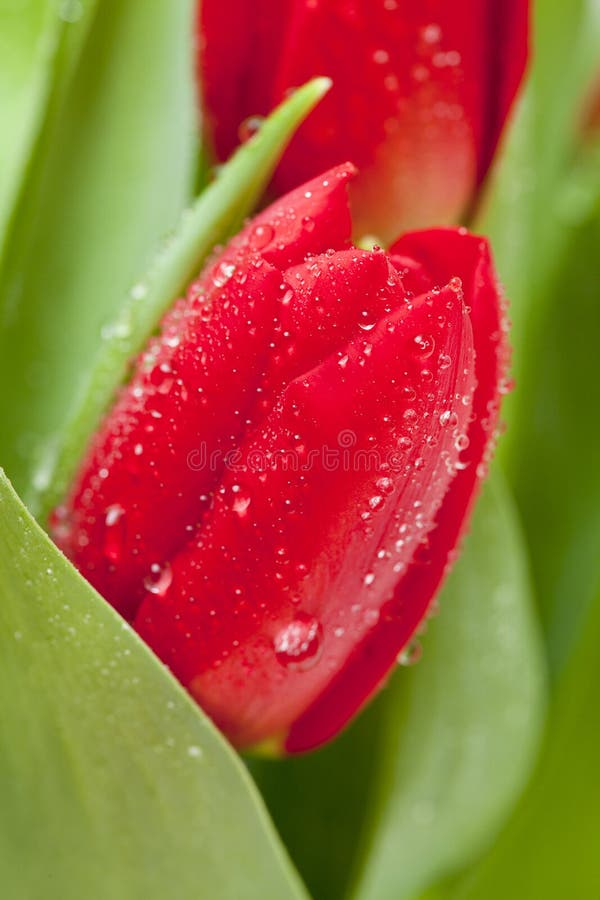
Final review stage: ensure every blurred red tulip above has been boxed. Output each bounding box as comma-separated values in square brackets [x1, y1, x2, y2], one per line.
[53, 164, 508, 751]
[197, 0, 529, 241]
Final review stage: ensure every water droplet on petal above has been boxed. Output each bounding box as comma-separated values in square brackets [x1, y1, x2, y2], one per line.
[248, 223, 274, 250]
[413, 334, 436, 359]
[143, 562, 173, 597]
[232, 494, 252, 518]
[376, 476, 394, 494]
[440, 410, 459, 427]
[104, 504, 126, 563]
[212, 262, 236, 288]
[274, 615, 323, 671]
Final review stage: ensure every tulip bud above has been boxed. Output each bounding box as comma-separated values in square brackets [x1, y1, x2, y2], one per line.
[53, 164, 508, 752]
[198, 1, 529, 241]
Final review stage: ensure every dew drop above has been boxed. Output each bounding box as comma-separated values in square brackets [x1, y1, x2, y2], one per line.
[103, 504, 126, 563]
[238, 115, 265, 143]
[439, 410, 459, 427]
[143, 562, 173, 597]
[232, 494, 252, 518]
[274, 615, 323, 671]
[422, 23, 442, 44]
[413, 334, 436, 359]
[373, 48, 390, 64]
[364, 608, 380, 626]
[212, 261, 236, 288]
[187, 745, 203, 759]
[398, 640, 422, 666]
[130, 282, 148, 301]
[49, 504, 71, 542]
[376, 476, 394, 494]
[248, 223, 274, 250]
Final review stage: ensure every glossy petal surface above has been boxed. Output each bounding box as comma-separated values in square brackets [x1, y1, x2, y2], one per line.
[198, 0, 529, 240]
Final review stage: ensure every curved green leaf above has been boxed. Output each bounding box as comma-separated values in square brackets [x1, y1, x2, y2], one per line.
[0, 0, 100, 256]
[0, 0, 60, 249]
[438, 575, 600, 900]
[0, 468, 307, 900]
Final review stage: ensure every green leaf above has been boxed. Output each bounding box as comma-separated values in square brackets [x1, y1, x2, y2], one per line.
[0, 0, 197, 499]
[0, 467, 307, 900]
[252, 474, 546, 900]
[477, 0, 600, 672]
[27, 74, 331, 520]
[505, 184, 600, 674]
[436, 577, 600, 900]
[0, 0, 60, 249]
[478, 0, 600, 421]
[0, 0, 100, 256]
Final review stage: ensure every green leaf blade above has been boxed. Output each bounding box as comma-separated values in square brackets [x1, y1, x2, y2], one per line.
[0, 468, 307, 900]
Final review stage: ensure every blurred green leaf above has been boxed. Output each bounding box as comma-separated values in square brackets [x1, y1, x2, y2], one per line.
[506, 174, 600, 674]
[0, 0, 59, 249]
[0, 0, 197, 498]
[0, 468, 307, 900]
[249, 697, 383, 900]
[434, 574, 600, 900]
[253, 474, 546, 900]
[32, 74, 332, 520]
[0, 0, 99, 255]
[478, 0, 600, 430]
[478, 0, 600, 669]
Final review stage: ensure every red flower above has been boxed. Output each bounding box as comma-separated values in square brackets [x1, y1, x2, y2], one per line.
[197, 0, 529, 241]
[53, 165, 508, 752]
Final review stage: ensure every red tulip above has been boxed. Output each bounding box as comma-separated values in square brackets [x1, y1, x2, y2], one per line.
[197, 0, 529, 241]
[52, 164, 508, 752]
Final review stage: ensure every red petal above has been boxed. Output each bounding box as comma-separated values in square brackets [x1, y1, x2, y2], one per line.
[55, 164, 356, 619]
[202, 162, 356, 278]
[197, 0, 295, 162]
[269, 247, 406, 386]
[199, 1, 529, 241]
[135, 279, 474, 748]
[57, 263, 282, 619]
[286, 227, 507, 751]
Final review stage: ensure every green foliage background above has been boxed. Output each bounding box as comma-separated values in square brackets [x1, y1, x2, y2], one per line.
[0, 1, 598, 897]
